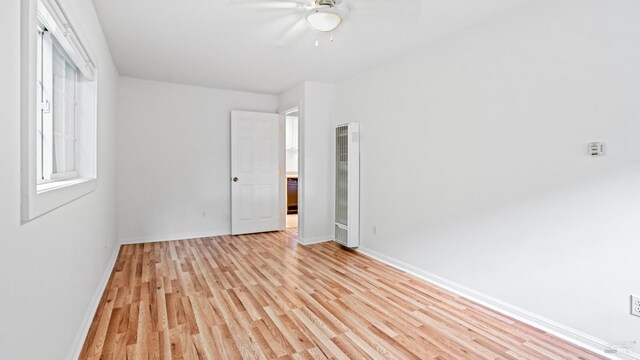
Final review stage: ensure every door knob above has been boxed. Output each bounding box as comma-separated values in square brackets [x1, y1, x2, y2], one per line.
[233, 177, 239, 182]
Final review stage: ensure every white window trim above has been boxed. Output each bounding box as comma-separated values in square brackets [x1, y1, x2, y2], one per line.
[21, 0, 98, 223]
[50, 171, 79, 181]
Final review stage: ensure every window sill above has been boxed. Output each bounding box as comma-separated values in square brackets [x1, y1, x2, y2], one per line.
[37, 177, 89, 194]
[22, 177, 97, 223]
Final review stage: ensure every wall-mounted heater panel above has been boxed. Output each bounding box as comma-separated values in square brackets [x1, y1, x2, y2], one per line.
[335, 123, 360, 248]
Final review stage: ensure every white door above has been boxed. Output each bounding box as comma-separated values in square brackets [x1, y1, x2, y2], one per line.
[231, 110, 280, 235]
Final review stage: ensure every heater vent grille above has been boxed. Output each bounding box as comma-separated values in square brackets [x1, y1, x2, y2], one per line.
[334, 123, 359, 248]
[336, 125, 349, 227]
[335, 225, 348, 246]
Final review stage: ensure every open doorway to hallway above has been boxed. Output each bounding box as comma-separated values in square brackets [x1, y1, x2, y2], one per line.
[285, 108, 299, 229]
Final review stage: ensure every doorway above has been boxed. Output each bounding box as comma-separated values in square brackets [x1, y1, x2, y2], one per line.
[284, 108, 299, 229]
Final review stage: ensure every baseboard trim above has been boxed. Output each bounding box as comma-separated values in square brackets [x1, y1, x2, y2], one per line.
[122, 231, 330, 246]
[357, 246, 639, 360]
[66, 245, 120, 360]
[120, 231, 230, 245]
[299, 236, 333, 246]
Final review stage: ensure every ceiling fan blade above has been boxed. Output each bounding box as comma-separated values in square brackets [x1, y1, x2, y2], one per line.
[227, 0, 313, 10]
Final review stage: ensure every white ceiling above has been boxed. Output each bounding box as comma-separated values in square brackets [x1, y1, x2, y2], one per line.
[92, 0, 530, 94]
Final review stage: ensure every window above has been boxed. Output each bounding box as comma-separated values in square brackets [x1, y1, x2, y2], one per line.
[285, 116, 299, 150]
[21, 0, 98, 222]
[37, 29, 80, 183]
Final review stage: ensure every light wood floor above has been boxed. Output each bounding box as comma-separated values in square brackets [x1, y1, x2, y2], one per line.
[286, 214, 298, 229]
[80, 229, 604, 359]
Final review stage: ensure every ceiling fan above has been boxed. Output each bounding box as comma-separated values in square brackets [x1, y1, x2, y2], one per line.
[303, 0, 346, 33]
[229, 0, 421, 47]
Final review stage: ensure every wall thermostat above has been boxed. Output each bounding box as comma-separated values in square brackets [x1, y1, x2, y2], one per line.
[588, 142, 605, 157]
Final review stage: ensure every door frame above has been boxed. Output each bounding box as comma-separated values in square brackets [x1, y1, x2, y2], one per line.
[279, 103, 303, 235]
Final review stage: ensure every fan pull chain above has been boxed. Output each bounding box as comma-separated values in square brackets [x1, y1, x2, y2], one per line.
[315, 33, 336, 47]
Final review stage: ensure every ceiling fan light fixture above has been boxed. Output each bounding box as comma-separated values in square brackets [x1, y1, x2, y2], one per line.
[306, 8, 342, 32]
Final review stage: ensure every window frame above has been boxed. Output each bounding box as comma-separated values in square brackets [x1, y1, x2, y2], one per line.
[21, 0, 98, 223]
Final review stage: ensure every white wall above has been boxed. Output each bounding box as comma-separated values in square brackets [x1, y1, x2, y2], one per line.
[304, 83, 337, 243]
[278, 82, 336, 243]
[286, 116, 299, 174]
[336, 0, 640, 353]
[286, 149, 298, 174]
[118, 77, 277, 243]
[0, 0, 120, 358]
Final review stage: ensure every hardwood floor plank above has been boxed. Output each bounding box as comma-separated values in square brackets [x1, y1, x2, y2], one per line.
[80, 230, 605, 359]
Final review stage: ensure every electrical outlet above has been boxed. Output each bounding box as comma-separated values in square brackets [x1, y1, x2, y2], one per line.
[588, 142, 606, 157]
[631, 295, 640, 317]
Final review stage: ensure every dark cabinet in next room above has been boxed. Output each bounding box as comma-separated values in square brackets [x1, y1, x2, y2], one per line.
[287, 177, 298, 214]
